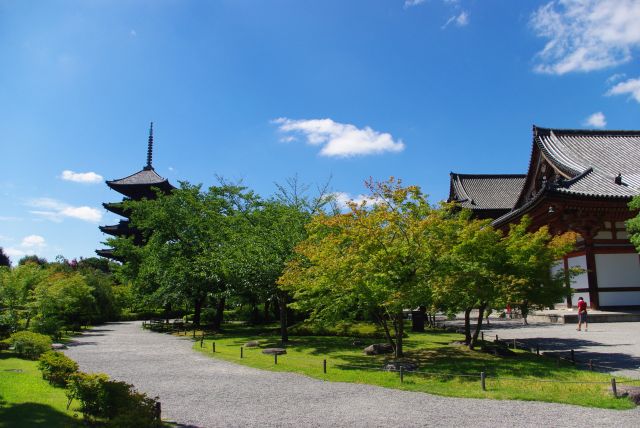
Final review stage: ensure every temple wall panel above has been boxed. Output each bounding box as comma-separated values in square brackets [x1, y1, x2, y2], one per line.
[567, 255, 588, 290]
[572, 291, 590, 304]
[598, 291, 640, 307]
[595, 253, 640, 288]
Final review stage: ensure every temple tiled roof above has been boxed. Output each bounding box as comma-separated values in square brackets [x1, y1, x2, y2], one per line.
[492, 126, 640, 227]
[534, 127, 640, 198]
[449, 173, 526, 211]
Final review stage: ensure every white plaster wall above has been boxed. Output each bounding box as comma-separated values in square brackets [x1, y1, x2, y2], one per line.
[598, 291, 640, 307]
[571, 292, 591, 307]
[568, 255, 588, 290]
[594, 230, 613, 240]
[595, 253, 640, 287]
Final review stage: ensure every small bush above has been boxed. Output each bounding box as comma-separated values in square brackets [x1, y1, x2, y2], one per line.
[38, 351, 79, 386]
[67, 372, 161, 427]
[9, 331, 52, 359]
[289, 321, 390, 338]
[0, 340, 11, 351]
[67, 372, 110, 419]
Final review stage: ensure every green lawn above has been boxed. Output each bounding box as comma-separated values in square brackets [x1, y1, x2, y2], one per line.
[0, 353, 81, 427]
[191, 323, 638, 409]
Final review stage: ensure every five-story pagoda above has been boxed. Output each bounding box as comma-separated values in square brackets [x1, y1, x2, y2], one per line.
[96, 123, 174, 260]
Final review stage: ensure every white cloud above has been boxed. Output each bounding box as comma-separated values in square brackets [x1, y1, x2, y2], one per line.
[60, 170, 103, 184]
[331, 192, 383, 210]
[3, 247, 25, 259]
[606, 77, 640, 103]
[28, 198, 103, 223]
[273, 118, 405, 157]
[21, 235, 46, 248]
[583, 112, 607, 128]
[0, 216, 21, 222]
[530, 0, 640, 74]
[130, 29, 137, 37]
[442, 11, 469, 29]
[404, 0, 427, 8]
[606, 73, 626, 85]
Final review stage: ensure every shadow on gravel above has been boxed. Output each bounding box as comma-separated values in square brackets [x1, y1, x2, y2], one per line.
[65, 341, 99, 347]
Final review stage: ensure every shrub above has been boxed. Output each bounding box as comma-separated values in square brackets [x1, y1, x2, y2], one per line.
[67, 372, 160, 427]
[67, 372, 110, 418]
[38, 351, 78, 386]
[0, 340, 10, 351]
[9, 331, 52, 359]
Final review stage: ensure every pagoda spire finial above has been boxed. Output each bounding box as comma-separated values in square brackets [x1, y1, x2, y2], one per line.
[146, 122, 154, 169]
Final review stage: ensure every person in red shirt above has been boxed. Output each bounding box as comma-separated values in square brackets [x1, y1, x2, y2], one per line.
[576, 297, 588, 331]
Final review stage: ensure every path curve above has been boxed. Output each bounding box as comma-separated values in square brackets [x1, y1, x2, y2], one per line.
[64, 322, 639, 427]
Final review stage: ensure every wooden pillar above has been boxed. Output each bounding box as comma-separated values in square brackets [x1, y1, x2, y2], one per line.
[584, 238, 600, 310]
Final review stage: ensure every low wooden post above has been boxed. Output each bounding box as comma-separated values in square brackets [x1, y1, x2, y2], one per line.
[496, 334, 499, 342]
[588, 359, 593, 370]
[400, 367, 404, 383]
[570, 349, 575, 364]
[212, 342, 216, 353]
[481, 372, 486, 391]
[154, 401, 161, 420]
[240, 347, 243, 359]
[200, 334, 204, 348]
[192, 329, 196, 339]
[536, 344, 539, 356]
[275, 353, 278, 365]
[513, 338, 517, 349]
[611, 378, 618, 397]
[323, 359, 327, 374]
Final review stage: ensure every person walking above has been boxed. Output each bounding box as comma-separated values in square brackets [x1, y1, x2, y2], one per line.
[576, 297, 588, 331]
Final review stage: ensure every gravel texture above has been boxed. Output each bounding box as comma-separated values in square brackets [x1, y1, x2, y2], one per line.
[461, 319, 640, 379]
[64, 321, 640, 428]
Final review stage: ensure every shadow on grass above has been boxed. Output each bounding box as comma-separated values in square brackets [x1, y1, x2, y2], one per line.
[0, 403, 79, 427]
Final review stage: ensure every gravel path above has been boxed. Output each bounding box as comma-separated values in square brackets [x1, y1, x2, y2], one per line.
[460, 319, 640, 379]
[64, 322, 639, 428]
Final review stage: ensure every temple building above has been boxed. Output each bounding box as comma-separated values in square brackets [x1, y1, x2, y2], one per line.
[449, 126, 640, 310]
[96, 123, 174, 260]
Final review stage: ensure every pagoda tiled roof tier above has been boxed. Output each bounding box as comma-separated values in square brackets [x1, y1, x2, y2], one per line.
[103, 201, 128, 217]
[449, 173, 526, 211]
[106, 166, 174, 199]
[99, 220, 133, 237]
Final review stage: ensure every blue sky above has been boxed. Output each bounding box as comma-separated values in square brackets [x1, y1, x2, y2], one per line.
[1, 0, 640, 263]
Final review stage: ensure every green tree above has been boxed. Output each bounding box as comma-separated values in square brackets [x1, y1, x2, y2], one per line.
[18, 255, 47, 266]
[628, 196, 640, 252]
[30, 270, 95, 334]
[111, 181, 262, 327]
[0, 263, 47, 334]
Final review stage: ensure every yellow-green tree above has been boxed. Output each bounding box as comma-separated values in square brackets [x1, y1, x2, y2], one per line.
[280, 178, 436, 358]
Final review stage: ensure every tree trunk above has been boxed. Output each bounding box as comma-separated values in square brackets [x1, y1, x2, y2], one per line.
[250, 301, 259, 324]
[193, 297, 204, 327]
[394, 312, 404, 358]
[263, 299, 270, 322]
[463, 307, 472, 345]
[212, 297, 225, 330]
[470, 302, 487, 350]
[278, 292, 288, 344]
[374, 311, 396, 353]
